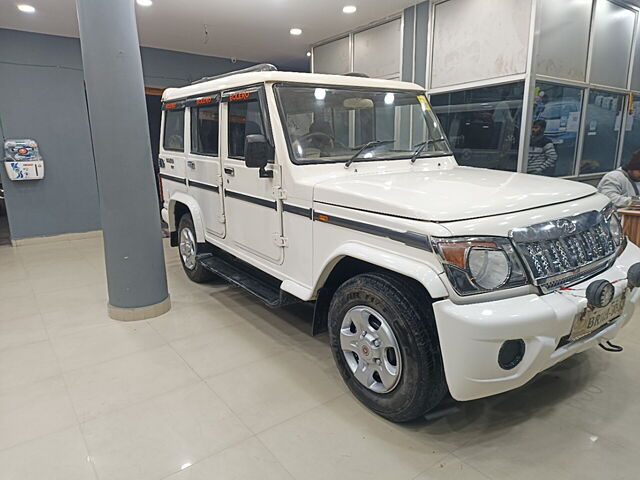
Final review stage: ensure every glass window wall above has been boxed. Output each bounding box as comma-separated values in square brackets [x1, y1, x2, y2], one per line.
[528, 83, 583, 176]
[580, 90, 624, 174]
[621, 96, 640, 166]
[431, 82, 524, 172]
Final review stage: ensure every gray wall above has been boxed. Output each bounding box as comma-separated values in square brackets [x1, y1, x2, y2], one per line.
[0, 28, 254, 239]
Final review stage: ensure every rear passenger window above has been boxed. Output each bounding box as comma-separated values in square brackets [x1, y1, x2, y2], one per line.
[163, 109, 185, 151]
[191, 105, 219, 156]
[228, 96, 265, 159]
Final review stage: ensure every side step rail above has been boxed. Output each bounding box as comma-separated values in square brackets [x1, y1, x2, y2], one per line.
[197, 252, 300, 308]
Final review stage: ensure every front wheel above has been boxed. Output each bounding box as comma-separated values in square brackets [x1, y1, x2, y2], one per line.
[177, 213, 215, 283]
[328, 272, 447, 422]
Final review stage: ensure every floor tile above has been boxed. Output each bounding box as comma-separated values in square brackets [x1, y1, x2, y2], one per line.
[170, 322, 290, 379]
[148, 302, 243, 342]
[0, 339, 60, 390]
[40, 301, 113, 339]
[453, 412, 638, 480]
[163, 437, 294, 480]
[258, 395, 450, 480]
[82, 382, 251, 480]
[0, 313, 48, 351]
[35, 284, 107, 314]
[2, 292, 41, 320]
[0, 262, 29, 285]
[207, 350, 344, 433]
[0, 426, 97, 480]
[413, 455, 492, 480]
[50, 321, 165, 372]
[0, 376, 77, 451]
[0, 277, 33, 301]
[65, 345, 200, 421]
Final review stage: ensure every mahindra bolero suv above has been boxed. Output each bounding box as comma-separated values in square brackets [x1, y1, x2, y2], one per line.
[158, 64, 640, 422]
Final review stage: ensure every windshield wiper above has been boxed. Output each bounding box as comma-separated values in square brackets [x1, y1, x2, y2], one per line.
[410, 137, 447, 163]
[345, 140, 394, 168]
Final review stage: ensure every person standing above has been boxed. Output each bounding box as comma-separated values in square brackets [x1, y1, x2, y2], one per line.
[597, 150, 640, 207]
[527, 119, 558, 175]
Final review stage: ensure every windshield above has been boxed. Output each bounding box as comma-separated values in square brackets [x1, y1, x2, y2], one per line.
[275, 85, 451, 164]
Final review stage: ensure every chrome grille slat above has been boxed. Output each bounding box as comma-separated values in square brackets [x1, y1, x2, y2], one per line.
[510, 210, 616, 292]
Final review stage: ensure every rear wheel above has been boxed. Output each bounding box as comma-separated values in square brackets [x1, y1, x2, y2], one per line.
[177, 213, 214, 283]
[328, 272, 447, 422]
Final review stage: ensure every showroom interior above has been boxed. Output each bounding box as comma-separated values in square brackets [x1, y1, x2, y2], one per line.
[3, 0, 640, 478]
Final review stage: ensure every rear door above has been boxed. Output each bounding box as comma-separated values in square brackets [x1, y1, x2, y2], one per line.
[159, 103, 188, 197]
[185, 95, 225, 238]
[220, 87, 284, 264]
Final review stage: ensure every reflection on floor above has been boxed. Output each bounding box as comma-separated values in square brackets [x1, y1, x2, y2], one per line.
[1, 236, 640, 479]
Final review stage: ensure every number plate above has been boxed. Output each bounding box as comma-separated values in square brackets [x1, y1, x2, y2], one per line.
[569, 292, 626, 342]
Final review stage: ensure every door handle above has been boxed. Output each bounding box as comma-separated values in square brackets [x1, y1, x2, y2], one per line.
[187, 161, 196, 169]
[224, 167, 235, 176]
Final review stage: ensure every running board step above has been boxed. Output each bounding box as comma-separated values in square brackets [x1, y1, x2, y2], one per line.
[197, 253, 300, 308]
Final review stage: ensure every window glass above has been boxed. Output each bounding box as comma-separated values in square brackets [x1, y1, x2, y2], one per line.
[228, 97, 265, 158]
[431, 82, 524, 172]
[276, 86, 450, 164]
[621, 97, 640, 166]
[191, 105, 219, 155]
[527, 83, 583, 176]
[580, 90, 624, 174]
[163, 109, 184, 151]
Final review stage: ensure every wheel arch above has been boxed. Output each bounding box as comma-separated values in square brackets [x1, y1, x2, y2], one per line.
[311, 243, 448, 335]
[168, 193, 206, 245]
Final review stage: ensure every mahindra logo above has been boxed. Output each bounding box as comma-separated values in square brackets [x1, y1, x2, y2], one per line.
[556, 219, 577, 235]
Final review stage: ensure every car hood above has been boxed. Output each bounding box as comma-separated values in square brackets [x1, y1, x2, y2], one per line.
[313, 166, 596, 222]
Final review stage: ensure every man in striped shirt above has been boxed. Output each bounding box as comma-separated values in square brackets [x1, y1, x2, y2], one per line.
[526, 119, 558, 176]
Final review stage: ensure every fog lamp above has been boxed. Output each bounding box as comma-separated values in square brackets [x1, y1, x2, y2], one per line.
[628, 263, 640, 289]
[586, 280, 615, 308]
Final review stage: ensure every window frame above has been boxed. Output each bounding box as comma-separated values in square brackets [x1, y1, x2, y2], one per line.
[162, 108, 186, 153]
[190, 101, 221, 157]
[223, 87, 274, 162]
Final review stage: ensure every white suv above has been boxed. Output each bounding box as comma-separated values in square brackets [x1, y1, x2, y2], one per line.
[159, 64, 640, 422]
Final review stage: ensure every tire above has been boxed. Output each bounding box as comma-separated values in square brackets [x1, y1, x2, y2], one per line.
[177, 213, 215, 283]
[328, 272, 447, 422]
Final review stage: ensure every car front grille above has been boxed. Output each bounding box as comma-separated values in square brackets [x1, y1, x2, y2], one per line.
[510, 210, 617, 292]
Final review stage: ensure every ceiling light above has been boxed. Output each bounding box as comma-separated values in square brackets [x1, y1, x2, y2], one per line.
[343, 5, 357, 14]
[290, 28, 302, 36]
[17, 4, 35, 13]
[136, 0, 153, 5]
[314, 88, 326, 100]
[306, 51, 311, 57]
[384, 93, 395, 105]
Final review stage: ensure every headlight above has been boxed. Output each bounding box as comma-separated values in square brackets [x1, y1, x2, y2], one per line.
[602, 202, 624, 247]
[432, 236, 528, 295]
[608, 211, 623, 246]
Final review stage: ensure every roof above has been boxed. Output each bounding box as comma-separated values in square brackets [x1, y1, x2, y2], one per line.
[162, 71, 424, 102]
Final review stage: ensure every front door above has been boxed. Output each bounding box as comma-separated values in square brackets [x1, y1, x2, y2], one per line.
[220, 88, 283, 264]
[185, 96, 225, 238]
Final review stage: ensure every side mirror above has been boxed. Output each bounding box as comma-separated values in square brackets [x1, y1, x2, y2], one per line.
[245, 134, 273, 178]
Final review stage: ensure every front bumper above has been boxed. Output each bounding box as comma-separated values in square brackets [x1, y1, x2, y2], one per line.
[432, 241, 640, 401]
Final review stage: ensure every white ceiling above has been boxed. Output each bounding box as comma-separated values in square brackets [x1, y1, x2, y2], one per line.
[0, 0, 419, 69]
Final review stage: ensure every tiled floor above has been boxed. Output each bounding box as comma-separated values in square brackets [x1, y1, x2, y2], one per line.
[2, 235, 640, 480]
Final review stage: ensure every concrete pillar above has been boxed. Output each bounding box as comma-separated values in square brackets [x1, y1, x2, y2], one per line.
[76, 0, 170, 320]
